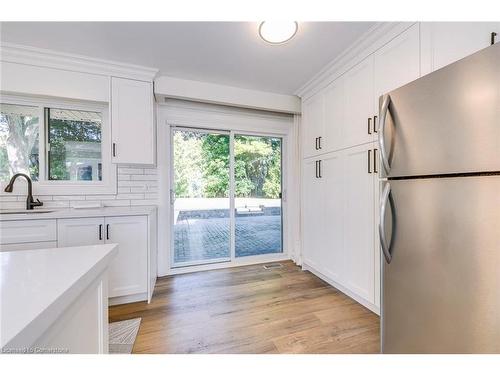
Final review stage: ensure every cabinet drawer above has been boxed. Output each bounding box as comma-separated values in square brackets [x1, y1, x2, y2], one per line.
[0, 241, 58, 252]
[0, 220, 57, 244]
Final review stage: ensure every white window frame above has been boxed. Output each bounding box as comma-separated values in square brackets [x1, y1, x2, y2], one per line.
[0, 94, 116, 196]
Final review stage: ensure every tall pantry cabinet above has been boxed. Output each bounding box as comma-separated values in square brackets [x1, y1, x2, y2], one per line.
[301, 22, 500, 313]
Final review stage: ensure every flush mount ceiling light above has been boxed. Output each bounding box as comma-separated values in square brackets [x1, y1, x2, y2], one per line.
[258, 21, 298, 44]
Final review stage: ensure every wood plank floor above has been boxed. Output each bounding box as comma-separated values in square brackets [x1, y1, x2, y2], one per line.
[109, 261, 380, 353]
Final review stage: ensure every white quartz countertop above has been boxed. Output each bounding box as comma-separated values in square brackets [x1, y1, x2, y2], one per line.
[0, 205, 157, 221]
[0, 244, 118, 350]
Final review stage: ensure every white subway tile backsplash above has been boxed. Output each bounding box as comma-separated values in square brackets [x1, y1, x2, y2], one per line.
[130, 199, 158, 206]
[0, 201, 24, 209]
[1, 165, 158, 210]
[53, 195, 86, 201]
[0, 196, 19, 202]
[118, 167, 144, 175]
[130, 174, 157, 181]
[116, 193, 145, 200]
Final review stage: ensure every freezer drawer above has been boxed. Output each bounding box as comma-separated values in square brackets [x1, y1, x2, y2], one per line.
[381, 176, 500, 353]
[378, 42, 500, 178]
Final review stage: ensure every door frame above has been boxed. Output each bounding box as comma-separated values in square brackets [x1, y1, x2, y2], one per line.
[169, 125, 286, 270]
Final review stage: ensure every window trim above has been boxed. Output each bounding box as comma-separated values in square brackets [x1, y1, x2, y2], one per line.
[0, 94, 116, 196]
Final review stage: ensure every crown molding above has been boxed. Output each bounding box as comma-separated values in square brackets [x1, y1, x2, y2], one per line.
[0, 42, 159, 82]
[295, 22, 417, 100]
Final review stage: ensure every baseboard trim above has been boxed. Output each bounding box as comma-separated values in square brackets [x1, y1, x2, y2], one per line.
[109, 292, 148, 306]
[302, 262, 380, 315]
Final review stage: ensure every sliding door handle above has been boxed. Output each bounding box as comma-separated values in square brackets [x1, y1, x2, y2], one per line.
[367, 149, 372, 173]
[373, 115, 378, 133]
[367, 118, 372, 135]
[378, 94, 392, 174]
[380, 183, 395, 264]
[373, 148, 378, 174]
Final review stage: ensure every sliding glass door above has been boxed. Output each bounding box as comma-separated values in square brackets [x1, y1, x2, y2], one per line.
[234, 135, 282, 257]
[172, 128, 231, 266]
[171, 128, 283, 268]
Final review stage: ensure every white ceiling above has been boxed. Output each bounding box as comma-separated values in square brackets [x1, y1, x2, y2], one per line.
[0, 22, 376, 95]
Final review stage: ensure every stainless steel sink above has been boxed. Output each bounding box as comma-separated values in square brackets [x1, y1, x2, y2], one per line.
[0, 210, 54, 215]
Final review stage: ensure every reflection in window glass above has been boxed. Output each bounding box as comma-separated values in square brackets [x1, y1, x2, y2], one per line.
[47, 108, 102, 181]
[0, 104, 40, 181]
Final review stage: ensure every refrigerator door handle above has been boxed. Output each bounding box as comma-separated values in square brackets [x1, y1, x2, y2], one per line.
[378, 94, 392, 174]
[380, 182, 395, 264]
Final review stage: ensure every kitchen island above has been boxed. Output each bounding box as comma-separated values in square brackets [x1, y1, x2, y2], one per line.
[1, 244, 118, 354]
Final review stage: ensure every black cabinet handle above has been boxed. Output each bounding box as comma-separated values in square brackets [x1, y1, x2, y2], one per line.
[492, 32, 497, 45]
[315, 160, 319, 178]
[373, 116, 378, 133]
[318, 136, 322, 150]
[106, 224, 110, 240]
[318, 160, 322, 178]
[367, 118, 372, 135]
[373, 148, 378, 173]
[368, 150, 372, 174]
[315, 137, 318, 150]
[99, 224, 102, 240]
[112, 143, 117, 157]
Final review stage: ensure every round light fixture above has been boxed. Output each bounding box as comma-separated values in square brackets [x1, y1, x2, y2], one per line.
[259, 21, 298, 44]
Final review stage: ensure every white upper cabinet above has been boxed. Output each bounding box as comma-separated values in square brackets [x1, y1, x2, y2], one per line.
[302, 92, 324, 159]
[111, 77, 155, 165]
[421, 22, 500, 75]
[323, 76, 345, 153]
[373, 23, 420, 115]
[343, 55, 375, 147]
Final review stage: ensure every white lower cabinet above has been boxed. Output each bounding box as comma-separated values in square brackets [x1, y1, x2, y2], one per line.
[57, 217, 104, 247]
[58, 215, 148, 301]
[104, 216, 148, 298]
[302, 143, 379, 312]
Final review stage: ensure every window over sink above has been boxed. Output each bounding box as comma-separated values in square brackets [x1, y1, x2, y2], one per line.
[0, 95, 116, 195]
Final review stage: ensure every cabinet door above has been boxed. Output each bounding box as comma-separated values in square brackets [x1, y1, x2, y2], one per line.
[111, 77, 154, 164]
[343, 143, 376, 303]
[343, 55, 374, 147]
[321, 151, 344, 283]
[421, 22, 500, 75]
[105, 215, 148, 298]
[373, 23, 420, 119]
[58, 217, 104, 247]
[301, 158, 325, 272]
[301, 93, 324, 159]
[323, 77, 345, 153]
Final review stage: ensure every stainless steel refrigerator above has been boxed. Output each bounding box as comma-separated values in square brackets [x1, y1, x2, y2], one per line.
[378, 42, 500, 353]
